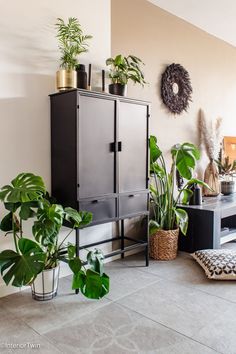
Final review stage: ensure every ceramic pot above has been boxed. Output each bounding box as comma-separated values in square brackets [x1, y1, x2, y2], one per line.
[221, 180, 236, 195]
[31, 265, 60, 301]
[109, 83, 127, 96]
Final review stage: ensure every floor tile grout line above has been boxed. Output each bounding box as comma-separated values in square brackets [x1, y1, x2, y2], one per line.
[105, 278, 162, 303]
[116, 301, 223, 354]
[115, 259, 236, 305]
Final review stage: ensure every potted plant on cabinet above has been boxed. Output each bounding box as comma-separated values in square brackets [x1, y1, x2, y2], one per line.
[55, 17, 92, 91]
[216, 156, 236, 195]
[0, 173, 109, 301]
[106, 54, 147, 96]
[149, 136, 209, 260]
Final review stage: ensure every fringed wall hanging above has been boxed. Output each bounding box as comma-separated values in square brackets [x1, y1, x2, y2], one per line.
[161, 63, 192, 114]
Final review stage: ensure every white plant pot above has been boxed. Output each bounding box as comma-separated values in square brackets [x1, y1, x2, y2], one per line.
[31, 265, 60, 301]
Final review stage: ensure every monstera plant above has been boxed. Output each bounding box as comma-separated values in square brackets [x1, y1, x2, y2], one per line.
[0, 173, 109, 300]
[149, 136, 209, 261]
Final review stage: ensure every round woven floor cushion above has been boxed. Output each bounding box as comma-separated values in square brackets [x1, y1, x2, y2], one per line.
[192, 249, 236, 280]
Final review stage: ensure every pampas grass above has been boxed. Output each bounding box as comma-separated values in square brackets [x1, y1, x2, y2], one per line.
[198, 109, 222, 161]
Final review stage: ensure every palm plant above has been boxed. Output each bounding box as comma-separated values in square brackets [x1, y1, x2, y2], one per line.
[106, 54, 146, 86]
[215, 156, 236, 181]
[56, 17, 92, 69]
[149, 136, 209, 235]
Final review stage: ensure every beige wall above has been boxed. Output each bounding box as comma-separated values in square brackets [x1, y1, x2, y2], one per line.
[111, 0, 236, 163]
[0, 0, 111, 297]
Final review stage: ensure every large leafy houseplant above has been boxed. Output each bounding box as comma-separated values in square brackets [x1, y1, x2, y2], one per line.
[0, 173, 109, 300]
[55, 17, 92, 91]
[149, 136, 209, 260]
[106, 54, 147, 96]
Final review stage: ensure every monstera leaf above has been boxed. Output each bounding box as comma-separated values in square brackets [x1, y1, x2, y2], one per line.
[71, 269, 109, 299]
[33, 201, 64, 246]
[0, 238, 46, 287]
[0, 173, 46, 203]
[171, 143, 200, 180]
[64, 208, 92, 228]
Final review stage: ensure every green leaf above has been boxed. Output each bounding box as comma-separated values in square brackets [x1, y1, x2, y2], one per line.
[4, 202, 21, 212]
[149, 220, 160, 235]
[171, 143, 200, 180]
[87, 249, 104, 276]
[19, 201, 37, 220]
[80, 269, 109, 299]
[68, 256, 82, 274]
[186, 178, 212, 191]
[0, 238, 46, 287]
[64, 208, 92, 228]
[174, 208, 188, 235]
[33, 202, 64, 245]
[0, 173, 46, 203]
[72, 269, 86, 290]
[150, 136, 162, 163]
[181, 189, 193, 205]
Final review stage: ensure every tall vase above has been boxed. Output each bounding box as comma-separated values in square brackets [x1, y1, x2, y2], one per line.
[203, 160, 220, 196]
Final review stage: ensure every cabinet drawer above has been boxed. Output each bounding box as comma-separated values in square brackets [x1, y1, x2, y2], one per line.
[79, 197, 117, 224]
[119, 193, 148, 217]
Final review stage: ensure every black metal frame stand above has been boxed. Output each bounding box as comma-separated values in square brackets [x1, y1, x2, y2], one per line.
[74, 215, 149, 294]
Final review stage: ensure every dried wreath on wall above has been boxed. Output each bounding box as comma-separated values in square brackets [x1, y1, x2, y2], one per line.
[161, 63, 192, 114]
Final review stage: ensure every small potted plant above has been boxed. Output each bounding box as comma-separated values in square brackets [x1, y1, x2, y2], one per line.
[216, 156, 236, 195]
[55, 17, 92, 91]
[106, 54, 147, 96]
[0, 173, 109, 301]
[149, 136, 209, 260]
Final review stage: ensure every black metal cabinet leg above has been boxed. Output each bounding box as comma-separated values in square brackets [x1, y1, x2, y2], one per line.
[75, 228, 80, 294]
[121, 219, 125, 259]
[145, 215, 149, 267]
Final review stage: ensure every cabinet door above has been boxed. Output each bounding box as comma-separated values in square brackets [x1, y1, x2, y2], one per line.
[78, 95, 115, 198]
[118, 102, 148, 193]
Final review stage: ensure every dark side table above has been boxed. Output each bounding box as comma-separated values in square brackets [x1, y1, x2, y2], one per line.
[179, 195, 236, 252]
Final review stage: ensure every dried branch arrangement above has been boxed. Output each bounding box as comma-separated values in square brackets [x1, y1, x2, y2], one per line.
[198, 109, 222, 161]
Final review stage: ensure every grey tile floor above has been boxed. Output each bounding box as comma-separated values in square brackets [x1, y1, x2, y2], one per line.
[0, 246, 236, 354]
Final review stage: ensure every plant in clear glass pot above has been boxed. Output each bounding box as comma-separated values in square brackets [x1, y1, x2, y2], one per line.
[0, 173, 109, 301]
[106, 54, 147, 96]
[149, 136, 209, 260]
[216, 156, 236, 195]
[55, 17, 92, 91]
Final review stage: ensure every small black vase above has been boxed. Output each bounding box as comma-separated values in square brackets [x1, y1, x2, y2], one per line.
[109, 83, 127, 96]
[76, 64, 87, 89]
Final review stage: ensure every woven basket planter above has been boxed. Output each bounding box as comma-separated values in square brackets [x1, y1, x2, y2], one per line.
[150, 229, 179, 260]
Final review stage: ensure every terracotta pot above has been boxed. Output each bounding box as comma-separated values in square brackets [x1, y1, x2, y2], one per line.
[150, 229, 179, 260]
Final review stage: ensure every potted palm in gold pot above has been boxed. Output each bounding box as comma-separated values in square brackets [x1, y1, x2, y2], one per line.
[55, 17, 92, 91]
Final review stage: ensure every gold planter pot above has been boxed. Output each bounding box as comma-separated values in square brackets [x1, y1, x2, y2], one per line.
[150, 229, 179, 261]
[56, 69, 77, 91]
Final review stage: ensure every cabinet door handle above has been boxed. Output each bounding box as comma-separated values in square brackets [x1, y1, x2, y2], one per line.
[129, 194, 140, 198]
[110, 142, 122, 152]
[92, 199, 106, 204]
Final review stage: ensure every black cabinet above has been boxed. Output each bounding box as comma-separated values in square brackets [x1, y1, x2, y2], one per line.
[50, 89, 150, 266]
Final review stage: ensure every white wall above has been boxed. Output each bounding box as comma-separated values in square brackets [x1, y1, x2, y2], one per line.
[0, 0, 111, 296]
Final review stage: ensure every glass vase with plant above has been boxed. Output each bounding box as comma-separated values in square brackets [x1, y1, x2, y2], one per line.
[55, 17, 92, 91]
[0, 173, 109, 301]
[106, 54, 147, 96]
[149, 135, 209, 260]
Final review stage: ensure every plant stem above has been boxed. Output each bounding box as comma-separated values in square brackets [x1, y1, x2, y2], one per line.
[12, 212, 19, 253]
